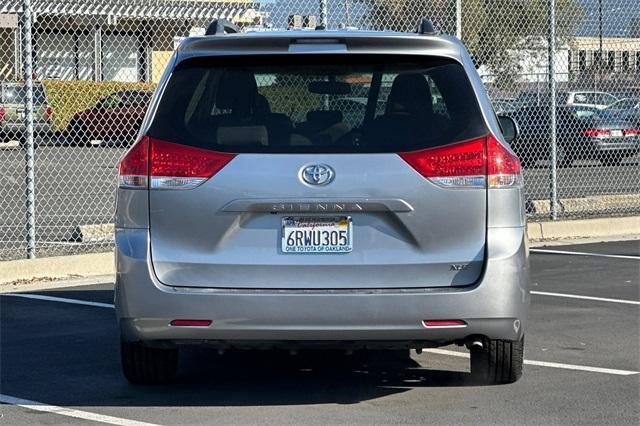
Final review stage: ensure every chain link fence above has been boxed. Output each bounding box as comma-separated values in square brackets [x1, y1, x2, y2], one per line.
[0, 0, 639, 260]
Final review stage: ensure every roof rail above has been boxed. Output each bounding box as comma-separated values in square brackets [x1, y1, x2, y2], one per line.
[417, 18, 437, 35]
[205, 19, 240, 36]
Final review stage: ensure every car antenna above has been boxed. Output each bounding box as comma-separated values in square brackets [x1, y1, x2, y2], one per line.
[417, 18, 438, 35]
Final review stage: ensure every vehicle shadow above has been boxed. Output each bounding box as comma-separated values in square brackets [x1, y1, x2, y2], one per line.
[115, 348, 476, 407]
[2, 287, 479, 409]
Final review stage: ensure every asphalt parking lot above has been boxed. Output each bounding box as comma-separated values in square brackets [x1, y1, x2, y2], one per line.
[1, 240, 639, 425]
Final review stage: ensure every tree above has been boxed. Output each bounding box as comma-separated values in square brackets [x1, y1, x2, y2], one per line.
[356, 0, 585, 87]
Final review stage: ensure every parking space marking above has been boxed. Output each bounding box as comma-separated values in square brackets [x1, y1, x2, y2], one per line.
[531, 290, 640, 305]
[530, 248, 639, 260]
[425, 349, 639, 376]
[2, 293, 114, 309]
[0, 394, 161, 426]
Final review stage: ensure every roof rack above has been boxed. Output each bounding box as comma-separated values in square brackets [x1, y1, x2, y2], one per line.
[205, 19, 240, 36]
[417, 18, 437, 35]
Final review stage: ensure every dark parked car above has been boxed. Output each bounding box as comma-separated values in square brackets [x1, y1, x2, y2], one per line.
[605, 98, 640, 127]
[67, 90, 152, 146]
[510, 106, 639, 167]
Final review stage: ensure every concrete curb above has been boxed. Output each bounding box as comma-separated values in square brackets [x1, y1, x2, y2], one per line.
[530, 194, 640, 216]
[0, 216, 638, 290]
[0, 252, 113, 286]
[527, 215, 640, 241]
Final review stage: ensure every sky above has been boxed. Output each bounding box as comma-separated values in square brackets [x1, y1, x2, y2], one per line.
[257, 0, 639, 38]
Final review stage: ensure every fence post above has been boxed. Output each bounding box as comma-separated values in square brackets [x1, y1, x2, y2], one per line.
[22, 0, 36, 258]
[320, 0, 328, 28]
[456, 0, 462, 39]
[548, 0, 558, 220]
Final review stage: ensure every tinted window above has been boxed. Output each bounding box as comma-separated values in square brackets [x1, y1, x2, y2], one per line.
[2, 84, 47, 105]
[148, 55, 487, 153]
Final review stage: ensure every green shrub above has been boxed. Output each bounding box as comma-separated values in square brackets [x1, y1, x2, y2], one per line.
[42, 80, 157, 131]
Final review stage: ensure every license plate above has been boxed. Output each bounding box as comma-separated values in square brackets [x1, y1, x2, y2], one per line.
[611, 130, 623, 137]
[282, 216, 352, 253]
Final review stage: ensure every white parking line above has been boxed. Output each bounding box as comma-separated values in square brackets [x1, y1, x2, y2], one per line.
[531, 290, 640, 306]
[425, 349, 639, 376]
[2, 293, 114, 309]
[0, 394, 161, 426]
[530, 248, 639, 260]
[4, 293, 639, 377]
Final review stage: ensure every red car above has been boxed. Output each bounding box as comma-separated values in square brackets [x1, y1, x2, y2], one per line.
[68, 90, 152, 147]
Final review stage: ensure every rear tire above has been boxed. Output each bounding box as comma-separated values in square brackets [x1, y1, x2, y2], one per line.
[470, 336, 524, 385]
[121, 340, 178, 384]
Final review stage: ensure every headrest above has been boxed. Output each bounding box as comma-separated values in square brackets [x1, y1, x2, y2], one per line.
[387, 73, 433, 116]
[216, 70, 258, 113]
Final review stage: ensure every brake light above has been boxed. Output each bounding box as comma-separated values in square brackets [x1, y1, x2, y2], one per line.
[45, 106, 53, 122]
[0, 106, 4, 122]
[117, 136, 236, 189]
[486, 134, 522, 188]
[584, 128, 611, 138]
[118, 136, 149, 189]
[623, 128, 638, 137]
[398, 134, 521, 188]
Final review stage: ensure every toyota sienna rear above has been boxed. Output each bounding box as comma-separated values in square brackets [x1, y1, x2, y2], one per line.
[115, 22, 529, 385]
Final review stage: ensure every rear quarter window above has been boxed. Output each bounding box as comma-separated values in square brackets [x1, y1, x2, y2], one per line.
[1, 84, 47, 105]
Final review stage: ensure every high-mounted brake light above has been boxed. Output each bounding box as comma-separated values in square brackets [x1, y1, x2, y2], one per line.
[399, 134, 522, 189]
[117, 136, 236, 189]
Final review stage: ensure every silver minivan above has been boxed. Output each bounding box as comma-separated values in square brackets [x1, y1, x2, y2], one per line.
[115, 20, 529, 385]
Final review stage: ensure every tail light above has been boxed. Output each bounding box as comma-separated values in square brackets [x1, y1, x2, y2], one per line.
[623, 128, 638, 137]
[584, 128, 611, 138]
[118, 136, 236, 190]
[0, 106, 5, 122]
[45, 106, 53, 122]
[399, 134, 522, 189]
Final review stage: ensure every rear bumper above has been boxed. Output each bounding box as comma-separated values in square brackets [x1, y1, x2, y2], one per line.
[591, 138, 638, 153]
[115, 227, 529, 346]
[0, 122, 53, 135]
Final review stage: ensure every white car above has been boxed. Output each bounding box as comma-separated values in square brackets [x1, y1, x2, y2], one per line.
[566, 91, 618, 110]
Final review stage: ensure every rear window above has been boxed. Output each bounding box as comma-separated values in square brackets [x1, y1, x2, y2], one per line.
[1, 84, 47, 105]
[148, 54, 487, 153]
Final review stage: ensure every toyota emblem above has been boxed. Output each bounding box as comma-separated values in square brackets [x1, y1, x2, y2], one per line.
[301, 164, 335, 186]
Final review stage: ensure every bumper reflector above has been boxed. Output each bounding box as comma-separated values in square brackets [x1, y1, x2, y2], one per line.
[169, 319, 212, 327]
[423, 319, 467, 328]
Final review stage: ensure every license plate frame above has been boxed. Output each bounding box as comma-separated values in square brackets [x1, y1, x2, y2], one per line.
[281, 216, 353, 254]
